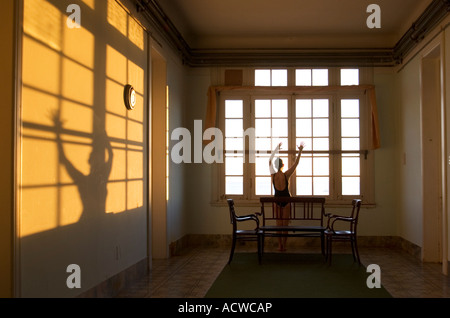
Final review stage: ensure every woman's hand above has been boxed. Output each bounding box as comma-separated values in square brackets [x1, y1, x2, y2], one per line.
[298, 141, 306, 151]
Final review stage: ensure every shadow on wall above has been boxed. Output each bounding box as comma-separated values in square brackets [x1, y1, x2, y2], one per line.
[20, 104, 148, 298]
[52, 109, 113, 221]
[19, 0, 148, 297]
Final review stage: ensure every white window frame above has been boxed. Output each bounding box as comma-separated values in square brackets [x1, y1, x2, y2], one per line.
[212, 67, 375, 206]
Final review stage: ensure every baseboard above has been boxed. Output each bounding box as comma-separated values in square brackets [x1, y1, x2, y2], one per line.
[77, 257, 149, 298]
[170, 234, 422, 259]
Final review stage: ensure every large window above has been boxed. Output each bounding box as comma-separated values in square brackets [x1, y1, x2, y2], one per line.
[217, 67, 374, 205]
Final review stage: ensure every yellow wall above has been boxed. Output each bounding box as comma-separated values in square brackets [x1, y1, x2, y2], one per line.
[0, 0, 15, 298]
[19, 0, 148, 297]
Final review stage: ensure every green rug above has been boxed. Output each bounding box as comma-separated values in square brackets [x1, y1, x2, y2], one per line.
[205, 253, 392, 298]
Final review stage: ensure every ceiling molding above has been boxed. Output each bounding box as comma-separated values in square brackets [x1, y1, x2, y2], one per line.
[136, 0, 450, 67]
[187, 49, 395, 68]
[393, 0, 450, 64]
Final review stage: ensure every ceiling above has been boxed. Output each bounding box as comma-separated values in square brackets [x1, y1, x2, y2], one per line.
[137, 0, 448, 66]
[156, 0, 433, 50]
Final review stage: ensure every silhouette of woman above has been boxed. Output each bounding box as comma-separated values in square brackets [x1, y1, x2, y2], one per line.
[269, 141, 305, 251]
[52, 110, 113, 221]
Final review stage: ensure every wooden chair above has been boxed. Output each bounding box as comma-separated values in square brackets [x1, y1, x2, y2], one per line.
[227, 199, 262, 264]
[325, 199, 362, 265]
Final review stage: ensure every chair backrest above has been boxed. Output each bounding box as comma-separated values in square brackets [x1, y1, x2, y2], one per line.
[350, 199, 362, 232]
[259, 196, 326, 226]
[227, 199, 236, 225]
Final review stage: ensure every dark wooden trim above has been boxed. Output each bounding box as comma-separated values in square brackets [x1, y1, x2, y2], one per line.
[393, 0, 450, 64]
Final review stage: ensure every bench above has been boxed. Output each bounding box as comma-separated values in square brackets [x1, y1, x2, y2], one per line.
[259, 196, 327, 258]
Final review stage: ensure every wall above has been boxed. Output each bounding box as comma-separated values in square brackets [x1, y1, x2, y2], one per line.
[181, 67, 400, 238]
[166, 55, 189, 248]
[0, 0, 15, 298]
[179, 23, 450, 261]
[368, 69, 400, 236]
[19, 0, 149, 297]
[394, 18, 450, 262]
[443, 27, 450, 262]
[145, 28, 190, 256]
[395, 55, 424, 247]
[446, 25, 450, 264]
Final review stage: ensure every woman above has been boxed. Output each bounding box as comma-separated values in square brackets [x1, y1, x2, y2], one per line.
[269, 142, 305, 251]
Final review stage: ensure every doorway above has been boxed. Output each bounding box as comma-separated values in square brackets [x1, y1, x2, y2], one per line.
[151, 47, 168, 259]
[421, 42, 445, 273]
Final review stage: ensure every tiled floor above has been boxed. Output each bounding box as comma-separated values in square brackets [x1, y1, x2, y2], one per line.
[116, 245, 450, 298]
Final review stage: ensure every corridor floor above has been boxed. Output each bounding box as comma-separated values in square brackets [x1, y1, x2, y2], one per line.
[116, 245, 450, 298]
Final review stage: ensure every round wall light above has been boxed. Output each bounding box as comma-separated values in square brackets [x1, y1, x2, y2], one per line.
[124, 84, 136, 110]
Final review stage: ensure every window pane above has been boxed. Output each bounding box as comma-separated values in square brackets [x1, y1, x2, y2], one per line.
[272, 69, 287, 86]
[297, 177, 312, 195]
[341, 99, 359, 117]
[255, 119, 271, 137]
[255, 69, 271, 86]
[272, 119, 288, 137]
[255, 157, 269, 175]
[297, 156, 312, 175]
[342, 177, 360, 195]
[225, 137, 243, 151]
[272, 99, 288, 117]
[255, 138, 271, 151]
[226, 176, 243, 195]
[341, 138, 360, 151]
[313, 177, 329, 195]
[296, 119, 312, 137]
[313, 138, 329, 151]
[313, 157, 329, 176]
[296, 69, 311, 86]
[313, 99, 328, 117]
[341, 119, 359, 137]
[312, 69, 328, 86]
[255, 99, 271, 117]
[296, 99, 312, 117]
[226, 156, 243, 175]
[225, 100, 243, 118]
[342, 157, 360, 175]
[225, 119, 243, 137]
[313, 119, 329, 137]
[271, 138, 288, 150]
[256, 177, 272, 195]
[341, 69, 359, 85]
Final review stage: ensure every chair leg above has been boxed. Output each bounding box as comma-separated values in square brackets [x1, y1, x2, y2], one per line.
[320, 232, 325, 257]
[350, 238, 357, 262]
[257, 234, 262, 264]
[353, 236, 361, 264]
[327, 236, 332, 265]
[261, 234, 265, 258]
[228, 234, 236, 264]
